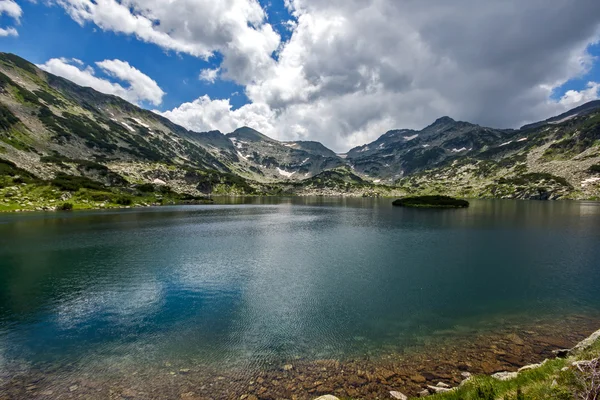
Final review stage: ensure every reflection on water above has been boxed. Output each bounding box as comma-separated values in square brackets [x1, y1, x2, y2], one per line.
[0, 199, 600, 379]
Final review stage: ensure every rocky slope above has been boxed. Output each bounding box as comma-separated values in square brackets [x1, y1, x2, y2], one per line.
[1, 51, 600, 209]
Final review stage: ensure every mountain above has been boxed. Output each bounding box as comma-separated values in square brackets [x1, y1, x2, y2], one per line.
[346, 117, 515, 181]
[1, 51, 600, 211]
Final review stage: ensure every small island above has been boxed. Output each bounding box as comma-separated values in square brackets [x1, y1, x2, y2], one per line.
[392, 195, 470, 208]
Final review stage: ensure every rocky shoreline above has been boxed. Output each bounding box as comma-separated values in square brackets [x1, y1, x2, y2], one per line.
[1, 314, 598, 399]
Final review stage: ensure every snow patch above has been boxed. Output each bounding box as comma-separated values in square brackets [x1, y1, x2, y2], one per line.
[499, 141, 513, 147]
[236, 151, 248, 160]
[373, 179, 381, 183]
[121, 122, 135, 132]
[276, 168, 296, 178]
[301, 158, 310, 165]
[337, 153, 348, 159]
[517, 137, 528, 142]
[404, 134, 419, 141]
[451, 147, 467, 152]
[422, 144, 430, 148]
[358, 146, 370, 153]
[132, 118, 150, 128]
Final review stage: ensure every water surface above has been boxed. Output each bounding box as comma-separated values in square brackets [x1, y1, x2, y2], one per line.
[1, 198, 600, 396]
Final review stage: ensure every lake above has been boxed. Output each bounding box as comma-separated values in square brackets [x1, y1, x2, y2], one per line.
[1, 198, 600, 399]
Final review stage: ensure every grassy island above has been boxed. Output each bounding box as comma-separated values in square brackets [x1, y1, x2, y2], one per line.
[393, 195, 470, 208]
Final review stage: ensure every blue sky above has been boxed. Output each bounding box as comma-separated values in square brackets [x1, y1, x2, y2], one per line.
[1, 0, 599, 151]
[0, 1, 296, 111]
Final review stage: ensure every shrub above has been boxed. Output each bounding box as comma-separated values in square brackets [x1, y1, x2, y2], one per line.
[51, 173, 106, 191]
[114, 196, 133, 206]
[57, 202, 73, 211]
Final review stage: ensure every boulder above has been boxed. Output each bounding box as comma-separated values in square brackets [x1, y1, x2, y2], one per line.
[427, 385, 452, 393]
[491, 371, 518, 381]
[390, 391, 408, 400]
[314, 396, 340, 400]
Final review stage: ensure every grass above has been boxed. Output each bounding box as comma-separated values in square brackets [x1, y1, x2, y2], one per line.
[420, 334, 600, 400]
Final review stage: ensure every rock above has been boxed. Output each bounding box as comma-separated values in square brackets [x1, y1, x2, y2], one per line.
[460, 372, 472, 379]
[283, 364, 294, 371]
[518, 363, 542, 372]
[427, 385, 452, 393]
[410, 374, 426, 383]
[314, 396, 340, 400]
[378, 368, 397, 380]
[418, 389, 430, 397]
[553, 349, 571, 358]
[121, 388, 137, 398]
[571, 328, 600, 354]
[69, 385, 78, 392]
[436, 382, 451, 388]
[491, 371, 518, 381]
[153, 178, 167, 185]
[179, 368, 190, 374]
[390, 391, 408, 400]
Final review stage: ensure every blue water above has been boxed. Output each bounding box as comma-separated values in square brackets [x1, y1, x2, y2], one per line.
[1, 198, 600, 373]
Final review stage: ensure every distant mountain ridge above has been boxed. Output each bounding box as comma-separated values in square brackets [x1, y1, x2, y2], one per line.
[1, 51, 600, 203]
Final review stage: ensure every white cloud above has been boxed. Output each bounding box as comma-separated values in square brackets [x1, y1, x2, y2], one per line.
[38, 58, 165, 106]
[52, 0, 280, 85]
[0, 0, 22, 37]
[0, 0, 21, 20]
[559, 82, 600, 106]
[199, 67, 220, 84]
[51, 0, 600, 151]
[0, 26, 17, 37]
[159, 95, 275, 134]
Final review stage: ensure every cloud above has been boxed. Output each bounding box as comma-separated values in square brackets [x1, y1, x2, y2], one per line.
[0, 0, 22, 36]
[0, 26, 17, 37]
[0, 0, 21, 20]
[52, 0, 280, 85]
[199, 68, 220, 83]
[559, 82, 600, 106]
[52, 0, 600, 151]
[38, 58, 165, 106]
[159, 95, 275, 134]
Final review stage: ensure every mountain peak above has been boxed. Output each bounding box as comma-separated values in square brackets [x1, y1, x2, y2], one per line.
[433, 116, 456, 125]
[227, 126, 274, 142]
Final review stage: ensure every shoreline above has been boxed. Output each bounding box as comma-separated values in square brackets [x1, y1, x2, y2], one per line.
[1, 314, 598, 399]
[2, 195, 600, 214]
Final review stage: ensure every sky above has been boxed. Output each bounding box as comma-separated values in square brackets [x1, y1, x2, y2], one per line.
[1, 0, 600, 152]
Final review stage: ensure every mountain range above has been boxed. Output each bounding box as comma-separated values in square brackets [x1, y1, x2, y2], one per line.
[1, 52, 600, 209]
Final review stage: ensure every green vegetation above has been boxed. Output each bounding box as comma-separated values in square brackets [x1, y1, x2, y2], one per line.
[497, 173, 571, 188]
[57, 202, 73, 211]
[51, 173, 107, 192]
[588, 164, 600, 173]
[0, 103, 19, 131]
[393, 195, 470, 208]
[420, 339, 600, 400]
